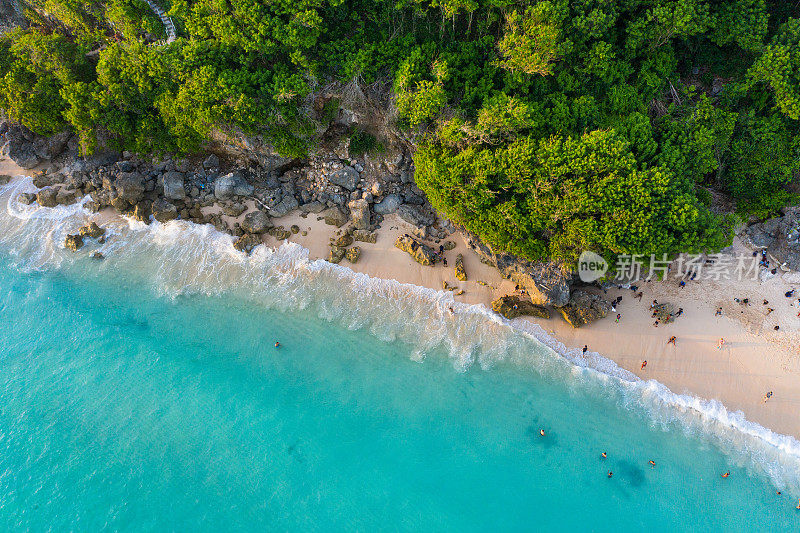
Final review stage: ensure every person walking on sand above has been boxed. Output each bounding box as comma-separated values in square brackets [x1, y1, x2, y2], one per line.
[763, 391, 773, 403]
[641, 360, 647, 370]
[717, 338, 725, 350]
[582, 345, 588, 356]
[715, 307, 723, 316]
[615, 313, 620, 323]
[667, 336, 676, 345]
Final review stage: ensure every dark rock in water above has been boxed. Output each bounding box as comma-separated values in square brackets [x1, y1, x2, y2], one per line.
[152, 198, 178, 222]
[345, 246, 361, 263]
[352, 230, 377, 244]
[241, 210, 272, 234]
[64, 234, 84, 251]
[0, 175, 11, 185]
[36, 187, 58, 207]
[491, 296, 550, 319]
[323, 207, 348, 227]
[464, 232, 572, 307]
[214, 170, 254, 199]
[162, 171, 186, 201]
[90, 251, 104, 260]
[32, 173, 52, 189]
[328, 166, 359, 191]
[558, 290, 610, 328]
[233, 233, 261, 254]
[455, 253, 467, 281]
[397, 204, 435, 227]
[328, 246, 346, 264]
[394, 234, 437, 266]
[55, 189, 76, 205]
[132, 202, 151, 224]
[18, 192, 37, 205]
[348, 198, 370, 230]
[78, 222, 105, 239]
[111, 196, 130, 212]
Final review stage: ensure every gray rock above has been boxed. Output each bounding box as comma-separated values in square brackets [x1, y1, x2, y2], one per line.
[241, 210, 273, 234]
[18, 192, 37, 205]
[397, 204, 435, 227]
[162, 171, 186, 201]
[152, 198, 178, 222]
[214, 171, 254, 199]
[558, 290, 611, 327]
[395, 234, 437, 266]
[64, 234, 84, 251]
[373, 193, 402, 215]
[348, 198, 370, 230]
[114, 173, 145, 203]
[268, 195, 299, 218]
[328, 166, 359, 191]
[203, 154, 220, 169]
[299, 200, 326, 214]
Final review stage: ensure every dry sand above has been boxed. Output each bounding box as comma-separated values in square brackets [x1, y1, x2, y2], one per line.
[269, 211, 800, 440]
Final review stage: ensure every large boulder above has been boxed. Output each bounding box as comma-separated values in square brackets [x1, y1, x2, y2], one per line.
[36, 187, 58, 207]
[328, 166, 359, 191]
[214, 171, 254, 199]
[465, 232, 572, 307]
[348, 198, 370, 230]
[373, 193, 403, 215]
[162, 171, 186, 201]
[394, 234, 437, 266]
[491, 296, 550, 319]
[558, 290, 611, 328]
[268, 195, 299, 218]
[33, 131, 71, 161]
[114, 173, 145, 204]
[397, 204, 436, 227]
[152, 198, 178, 222]
[241, 210, 272, 234]
[323, 207, 348, 227]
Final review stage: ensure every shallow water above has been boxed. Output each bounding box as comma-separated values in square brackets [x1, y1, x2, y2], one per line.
[0, 178, 798, 531]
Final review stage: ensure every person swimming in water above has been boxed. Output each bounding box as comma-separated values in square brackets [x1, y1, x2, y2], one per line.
[649, 460, 655, 467]
[539, 429, 545, 437]
[601, 452, 607, 459]
[721, 472, 730, 478]
[607, 471, 613, 478]
[274, 341, 280, 348]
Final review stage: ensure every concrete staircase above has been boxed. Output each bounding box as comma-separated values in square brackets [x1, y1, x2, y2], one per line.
[142, 0, 176, 44]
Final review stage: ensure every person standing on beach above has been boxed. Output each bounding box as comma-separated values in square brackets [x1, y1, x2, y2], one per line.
[582, 345, 588, 356]
[641, 360, 647, 370]
[717, 338, 725, 349]
[763, 391, 773, 403]
[667, 336, 676, 345]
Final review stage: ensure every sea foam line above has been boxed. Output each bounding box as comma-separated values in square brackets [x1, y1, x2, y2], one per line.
[1, 175, 800, 494]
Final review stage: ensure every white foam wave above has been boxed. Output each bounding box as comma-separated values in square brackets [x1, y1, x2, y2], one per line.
[1, 176, 799, 494]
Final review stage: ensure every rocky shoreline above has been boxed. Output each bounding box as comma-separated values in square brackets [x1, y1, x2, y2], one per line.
[1, 120, 606, 325]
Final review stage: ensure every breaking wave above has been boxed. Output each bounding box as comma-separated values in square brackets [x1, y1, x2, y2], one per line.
[2, 175, 799, 494]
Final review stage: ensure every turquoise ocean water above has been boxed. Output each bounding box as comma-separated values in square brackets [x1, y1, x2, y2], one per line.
[0, 177, 799, 531]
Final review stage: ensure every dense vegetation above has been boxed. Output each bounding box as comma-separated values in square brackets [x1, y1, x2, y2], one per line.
[1, 1, 799, 264]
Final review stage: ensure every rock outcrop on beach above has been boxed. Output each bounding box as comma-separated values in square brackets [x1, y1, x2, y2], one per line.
[241, 210, 272, 234]
[151, 198, 178, 222]
[743, 210, 800, 271]
[491, 296, 550, 319]
[233, 233, 261, 254]
[395, 234, 437, 266]
[464, 232, 572, 307]
[558, 290, 611, 327]
[454, 253, 467, 281]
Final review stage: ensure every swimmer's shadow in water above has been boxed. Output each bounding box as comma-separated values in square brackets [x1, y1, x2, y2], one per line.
[526, 425, 558, 449]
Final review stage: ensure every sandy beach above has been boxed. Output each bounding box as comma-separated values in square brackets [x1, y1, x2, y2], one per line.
[2, 156, 799, 441]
